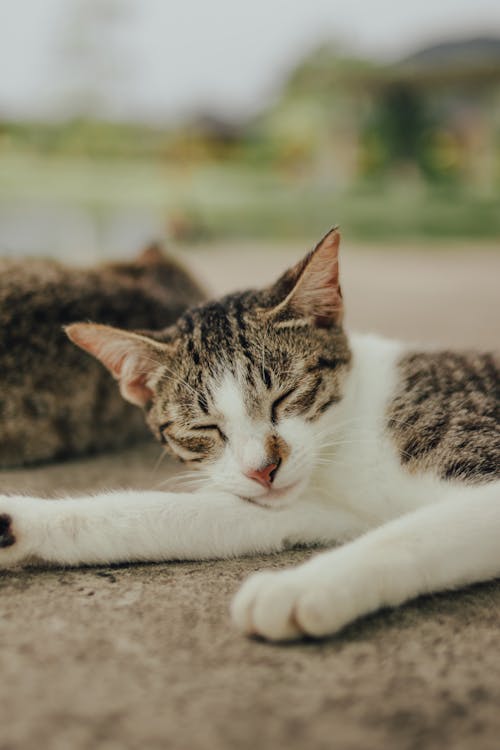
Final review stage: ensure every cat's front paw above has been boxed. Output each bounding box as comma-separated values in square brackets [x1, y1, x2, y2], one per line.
[231, 559, 377, 641]
[0, 501, 37, 567]
[0, 513, 16, 549]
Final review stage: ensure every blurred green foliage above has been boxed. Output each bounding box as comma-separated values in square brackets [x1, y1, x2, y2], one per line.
[1, 151, 498, 243]
[1, 38, 499, 244]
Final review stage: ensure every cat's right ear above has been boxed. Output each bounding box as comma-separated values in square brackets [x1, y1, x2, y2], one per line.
[265, 227, 343, 328]
[65, 323, 173, 407]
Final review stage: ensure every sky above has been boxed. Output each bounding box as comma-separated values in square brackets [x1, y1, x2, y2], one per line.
[1, 0, 500, 123]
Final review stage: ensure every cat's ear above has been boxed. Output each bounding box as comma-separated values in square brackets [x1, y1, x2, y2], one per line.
[65, 323, 171, 407]
[136, 241, 165, 265]
[267, 227, 343, 327]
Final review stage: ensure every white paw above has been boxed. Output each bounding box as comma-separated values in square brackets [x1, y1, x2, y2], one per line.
[231, 559, 378, 641]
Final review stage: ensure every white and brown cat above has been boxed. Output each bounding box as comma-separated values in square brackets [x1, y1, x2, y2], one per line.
[1, 229, 498, 641]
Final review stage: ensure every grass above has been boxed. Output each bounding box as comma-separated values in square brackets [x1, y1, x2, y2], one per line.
[0, 150, 499, 243]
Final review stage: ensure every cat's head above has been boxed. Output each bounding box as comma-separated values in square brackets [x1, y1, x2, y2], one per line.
[104, 241, 206, 308]
[66, 228, 351, 507]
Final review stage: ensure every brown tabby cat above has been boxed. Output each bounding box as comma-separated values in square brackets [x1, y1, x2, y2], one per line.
[0, 229, 498, 644]
[0, 244, 205, 467]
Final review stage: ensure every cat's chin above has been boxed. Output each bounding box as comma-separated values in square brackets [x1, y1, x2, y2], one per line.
[239, 481, 302, 509]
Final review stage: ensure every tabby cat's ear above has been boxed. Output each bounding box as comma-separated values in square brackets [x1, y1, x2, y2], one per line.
[136, 241, 165, 265]
[267, 227, 343, 327]
[65, 323, 171, 407]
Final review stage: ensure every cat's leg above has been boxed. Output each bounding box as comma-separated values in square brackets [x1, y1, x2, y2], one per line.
[232, 482, 500, 641]
[0, 491, 330, 568]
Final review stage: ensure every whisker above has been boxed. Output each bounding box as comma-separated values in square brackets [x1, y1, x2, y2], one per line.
[152, 447, 170, 474]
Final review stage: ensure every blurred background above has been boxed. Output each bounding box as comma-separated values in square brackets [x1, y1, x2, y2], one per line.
[0, 0, 499, 265]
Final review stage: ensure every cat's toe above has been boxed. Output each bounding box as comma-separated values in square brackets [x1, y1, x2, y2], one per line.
[294, 587, 350, 637]
[0, 513, 16, 549]
[232, 571, 303, 641]
[231, 571, 275, 634]
[250, 576, 304, 641]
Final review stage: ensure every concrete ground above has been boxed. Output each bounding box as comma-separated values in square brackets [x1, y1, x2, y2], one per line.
[1, 243, 500, 750]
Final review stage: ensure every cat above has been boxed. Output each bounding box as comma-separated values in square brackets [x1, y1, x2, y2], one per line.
[0, 244, 205, 467]
[0, 228, 498, 642]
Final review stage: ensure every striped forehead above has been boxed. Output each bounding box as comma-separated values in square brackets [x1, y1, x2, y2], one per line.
[211, 370, 250, 422]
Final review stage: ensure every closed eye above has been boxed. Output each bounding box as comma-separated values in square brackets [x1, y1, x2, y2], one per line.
[160, 432, 205, 462]
[191, 424, 227, 441]
[271, 388, 296, 423]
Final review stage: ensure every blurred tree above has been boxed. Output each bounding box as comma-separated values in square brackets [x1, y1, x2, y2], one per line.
[362, 85, 441, 179]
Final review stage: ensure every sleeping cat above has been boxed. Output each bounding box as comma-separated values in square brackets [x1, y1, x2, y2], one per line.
[0, 244, 205, 467]
[0, 228, 498, 642]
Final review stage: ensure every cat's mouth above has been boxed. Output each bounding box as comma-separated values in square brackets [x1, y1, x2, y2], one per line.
[239, 481, 300, 508]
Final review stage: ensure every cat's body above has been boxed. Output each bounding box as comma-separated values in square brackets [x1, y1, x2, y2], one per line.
[0, 246, 205, 467]
[0, 230, 498, 641]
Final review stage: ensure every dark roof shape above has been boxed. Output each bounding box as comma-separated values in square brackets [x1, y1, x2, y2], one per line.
[400, 35, 500, 69]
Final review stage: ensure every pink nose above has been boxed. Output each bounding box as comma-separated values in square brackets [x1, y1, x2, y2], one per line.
[245, 461, 280, 489]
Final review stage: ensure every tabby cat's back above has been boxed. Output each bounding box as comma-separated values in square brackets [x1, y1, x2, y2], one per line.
[0, 245, 205, 467]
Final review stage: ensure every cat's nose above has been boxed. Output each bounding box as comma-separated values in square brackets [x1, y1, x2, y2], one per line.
[245, 459, 281, 489]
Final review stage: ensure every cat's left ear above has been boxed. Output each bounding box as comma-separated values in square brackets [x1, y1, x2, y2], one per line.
[65, 323, 172, 407]
[266, 227, 343, 328]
